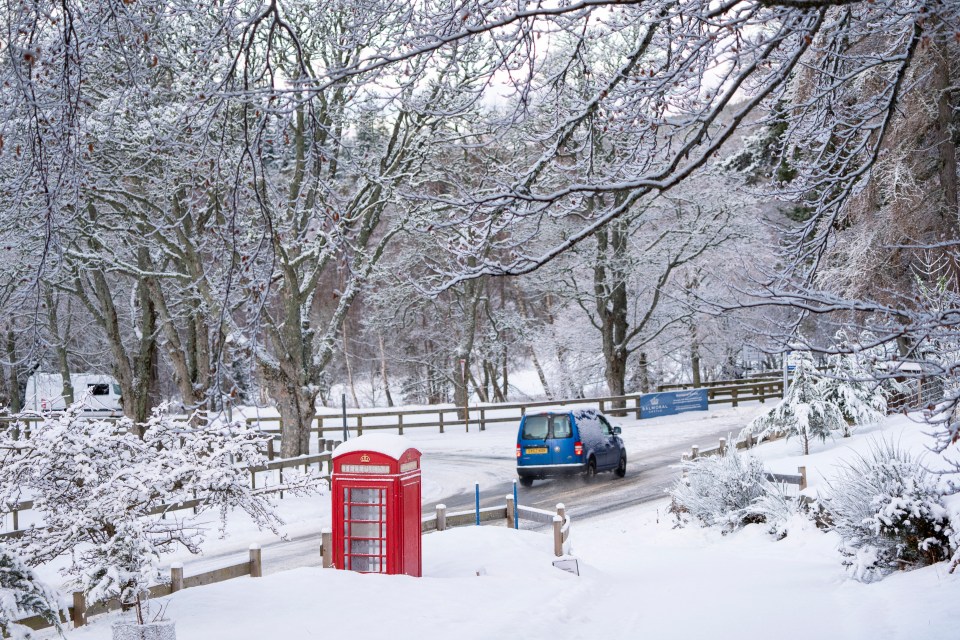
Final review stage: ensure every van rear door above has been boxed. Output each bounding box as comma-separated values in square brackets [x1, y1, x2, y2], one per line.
[518, 414, 551, 466]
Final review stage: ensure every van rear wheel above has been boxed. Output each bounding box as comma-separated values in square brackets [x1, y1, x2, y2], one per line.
[518, 476, 534, 487]
[584, 457, 597, 481]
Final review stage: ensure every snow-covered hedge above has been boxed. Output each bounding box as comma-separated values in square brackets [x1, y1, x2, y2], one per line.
[823, 439, 955, 582]
[669, 450, 793, 533]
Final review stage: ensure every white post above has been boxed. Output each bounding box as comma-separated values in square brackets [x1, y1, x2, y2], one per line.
[321, 528, 333, 568]
[170, 562, 184, 593]
[249, 543, 263, 578]
[436, 504, 447, 532]
[553, 515, 563, 557]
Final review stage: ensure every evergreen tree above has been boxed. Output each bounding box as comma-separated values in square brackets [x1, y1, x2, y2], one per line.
[743, 353, 845, 455]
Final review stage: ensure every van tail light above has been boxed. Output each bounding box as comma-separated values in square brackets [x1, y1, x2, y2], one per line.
[574, 441, 583, 456]
[516, 445, 522, 458]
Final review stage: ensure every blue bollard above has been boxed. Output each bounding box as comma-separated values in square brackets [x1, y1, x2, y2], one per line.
[513, 480, 519, 530]
[475, 482, 480, 525]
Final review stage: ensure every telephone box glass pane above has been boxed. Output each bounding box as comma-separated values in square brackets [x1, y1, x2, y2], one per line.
[343, 486, 388, 573]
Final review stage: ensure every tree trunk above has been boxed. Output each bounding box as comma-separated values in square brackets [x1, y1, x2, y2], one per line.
[530, 345, 554, 399]
[638, 352, 650, 393]
[342, 322, 359, 409]
[44, 289, 74, 406]
[378, 333, 394, 407]
[595, 220, 630, 410]
[691, 351, 702, 388]
[6, 328, 21, 412]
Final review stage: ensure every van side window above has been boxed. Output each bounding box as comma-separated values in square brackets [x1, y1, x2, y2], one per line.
[551, 415, 572, 439]
[598, 415, 613, 436]
[88, 383, 109, 396]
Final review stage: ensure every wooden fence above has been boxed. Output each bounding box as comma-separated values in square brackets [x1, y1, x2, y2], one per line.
[247, 379, 785, 443]
[1, 451, 333, 540]
[15, 545, 265, 632]
[680, 433, 808, 491]
[656, 372, 782, 391]
[16, 500, 572, 633]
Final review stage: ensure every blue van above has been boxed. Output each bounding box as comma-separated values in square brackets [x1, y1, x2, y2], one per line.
[516, 407, 627, 486]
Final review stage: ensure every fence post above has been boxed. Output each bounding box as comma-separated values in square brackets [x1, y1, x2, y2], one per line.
[505, 494, 515, 527]
[398, 414, 404, 436]
[731, 388, 739, 408]
[691, 445, 699, 460]
[436, 504, 447, 531]
[719, 437, 726, 456]
[170, 563, 184, 593]
[12, 506, 18, 531]
[72, 591, 86, 628]
[798, 466, 808, 491]
[553, 515, 563, 557]
[635, 396, 641, 419]
[316, 416, 323, 451]
[439, 411, 445, 434]
[249, 544, 263, 578]
[357, 416, 363, 436]
[599, 399, 605, 413]
[267, 438, 275, 461]
[480, 407, 486, 432]
[321, 528, 333, 568]
[757, 384, 764, 403]
[250, 469, 256, 490]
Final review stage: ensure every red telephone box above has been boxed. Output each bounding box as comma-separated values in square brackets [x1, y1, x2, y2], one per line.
[332, 434, 422, 577]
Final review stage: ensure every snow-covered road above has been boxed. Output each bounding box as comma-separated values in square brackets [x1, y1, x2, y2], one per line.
[173, 403, 769, 577]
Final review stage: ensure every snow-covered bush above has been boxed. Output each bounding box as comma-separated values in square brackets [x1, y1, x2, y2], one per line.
[0, 544, 62, 639]
[0, 404, 320, 622]
[741, 354, 845, 455]
[823, 439, 954, 582]
[669, 450, 793, 533]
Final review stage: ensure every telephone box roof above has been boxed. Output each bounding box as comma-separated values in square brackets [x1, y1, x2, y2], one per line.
[332, 433, 420, 460]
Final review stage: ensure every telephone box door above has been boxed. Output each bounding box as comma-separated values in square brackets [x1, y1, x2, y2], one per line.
[340, 483, 393, 573]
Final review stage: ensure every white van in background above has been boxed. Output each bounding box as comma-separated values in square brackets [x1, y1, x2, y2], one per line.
[24, 373, 123, 415]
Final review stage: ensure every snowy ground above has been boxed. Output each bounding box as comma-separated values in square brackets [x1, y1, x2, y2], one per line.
[37, 409, 960, 639]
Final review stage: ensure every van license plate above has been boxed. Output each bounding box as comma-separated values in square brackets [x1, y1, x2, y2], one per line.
[525, 447, 548, 454]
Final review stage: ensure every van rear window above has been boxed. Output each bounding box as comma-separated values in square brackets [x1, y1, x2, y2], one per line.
[522, 416, 549, 440]
[521, 414, 572, 440]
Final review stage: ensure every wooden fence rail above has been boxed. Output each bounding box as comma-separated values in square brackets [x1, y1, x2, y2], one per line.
[1, 452, 332, 539]
[680, 433, 808, 491]
[15, 545, 265, 632]
[246, 379, 785, 442]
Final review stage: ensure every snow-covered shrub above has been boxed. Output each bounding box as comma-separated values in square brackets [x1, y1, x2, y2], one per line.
[0, 404, 320, 621]
[824, 439, 954, 582]
[741, 354, 845, 455]
[0, 543, 62, 639]
[669, 450, 793, 533]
